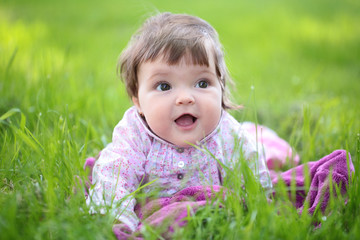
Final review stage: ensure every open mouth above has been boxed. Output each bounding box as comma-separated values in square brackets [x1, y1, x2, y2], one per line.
[175, 114, 197, 127]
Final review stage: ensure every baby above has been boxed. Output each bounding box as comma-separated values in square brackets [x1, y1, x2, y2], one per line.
[87, 12, 272, 232]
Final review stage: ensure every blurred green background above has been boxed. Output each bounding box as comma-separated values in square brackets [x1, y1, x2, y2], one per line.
[1, 0, 359, 165]
[1, 0, 360, 239]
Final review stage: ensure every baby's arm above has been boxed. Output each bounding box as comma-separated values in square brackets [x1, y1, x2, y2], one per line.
[86, 122, 146, 232]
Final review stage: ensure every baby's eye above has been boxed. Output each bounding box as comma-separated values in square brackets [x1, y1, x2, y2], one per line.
[196, 80, 208, 88]
[156, 82, 171, 91]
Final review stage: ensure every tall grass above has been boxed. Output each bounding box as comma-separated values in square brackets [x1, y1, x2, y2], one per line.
[1, 0, 359, 239]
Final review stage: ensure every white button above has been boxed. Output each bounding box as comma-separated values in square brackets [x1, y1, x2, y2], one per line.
[178, 161, 185, 168]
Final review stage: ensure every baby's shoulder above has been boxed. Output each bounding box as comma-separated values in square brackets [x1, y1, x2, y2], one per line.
[220, 111, 243, 132]
[112, 107, 151, 143]
[219, 111, 255, 142]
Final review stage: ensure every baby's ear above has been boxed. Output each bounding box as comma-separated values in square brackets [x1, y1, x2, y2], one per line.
[132, 96, 142, 113]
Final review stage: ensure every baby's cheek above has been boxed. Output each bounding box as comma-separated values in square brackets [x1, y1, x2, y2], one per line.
[147, 119, 169, 139]
[206, 108, 221, 134]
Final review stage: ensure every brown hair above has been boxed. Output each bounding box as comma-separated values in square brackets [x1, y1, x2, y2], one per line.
[118, 12, 237, 109]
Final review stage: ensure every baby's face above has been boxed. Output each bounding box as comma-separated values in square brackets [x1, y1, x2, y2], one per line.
[133, 54, 222, 147]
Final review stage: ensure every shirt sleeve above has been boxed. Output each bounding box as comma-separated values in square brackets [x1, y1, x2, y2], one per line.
[221, 112, 272, 192]
[220, 112, 272, 192]
[86, 118, 146, 232]
[238, 129, 273, 192]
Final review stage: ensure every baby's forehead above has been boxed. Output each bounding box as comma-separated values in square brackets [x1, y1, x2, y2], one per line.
[148, 44, 216, 67]
[141, 56, 211, 70]
[138, 57, 216, 81]
[137, 52, 219, 85]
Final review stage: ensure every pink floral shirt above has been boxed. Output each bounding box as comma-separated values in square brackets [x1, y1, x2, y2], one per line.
[87, 106, 271, 231]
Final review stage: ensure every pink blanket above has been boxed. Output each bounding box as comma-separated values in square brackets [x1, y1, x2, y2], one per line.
[113, 185, 225, 239]
[271, 149, 354, 214]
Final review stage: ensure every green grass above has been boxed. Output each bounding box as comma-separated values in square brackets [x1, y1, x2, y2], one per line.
[1, 0, 359, 239]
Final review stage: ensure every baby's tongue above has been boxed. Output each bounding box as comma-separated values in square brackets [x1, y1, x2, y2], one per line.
[175, 114, 194, 127]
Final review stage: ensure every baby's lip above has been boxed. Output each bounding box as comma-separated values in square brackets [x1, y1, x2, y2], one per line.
[174, 113, 197, 127]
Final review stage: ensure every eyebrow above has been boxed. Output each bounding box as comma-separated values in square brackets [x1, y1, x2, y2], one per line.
[145, 63, 217, 80]
[198, 69, 216, 75]
[147, 71, 170, 80]
[149, 69, 216, 79]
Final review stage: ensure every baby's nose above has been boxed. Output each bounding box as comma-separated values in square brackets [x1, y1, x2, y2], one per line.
[176, 92, 195, 105]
